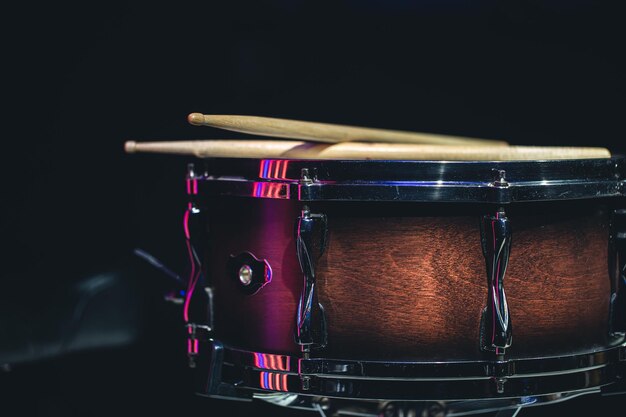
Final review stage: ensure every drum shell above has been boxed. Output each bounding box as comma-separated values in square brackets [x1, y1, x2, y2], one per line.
[205, 197, 611, 361]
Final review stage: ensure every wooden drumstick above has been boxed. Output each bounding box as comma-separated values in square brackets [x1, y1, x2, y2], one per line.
[186, 113, 509, 146]
[124, 140, 610, 160]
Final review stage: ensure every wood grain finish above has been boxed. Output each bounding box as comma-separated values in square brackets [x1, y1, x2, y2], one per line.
[124, 139, 611, 160]
[506, 213, 610, 356]
[317, 215, 487, 360]
[206, 198, 611, 361]
[186, 113, 508, 146]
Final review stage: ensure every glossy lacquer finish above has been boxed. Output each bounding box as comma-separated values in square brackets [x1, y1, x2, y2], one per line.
[209, 198, 302, 355]
[207, 197, 611, 361]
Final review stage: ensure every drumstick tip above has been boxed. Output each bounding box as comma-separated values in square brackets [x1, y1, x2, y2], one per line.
[124, 141, 137, 153]
[187, 112, 205, 126]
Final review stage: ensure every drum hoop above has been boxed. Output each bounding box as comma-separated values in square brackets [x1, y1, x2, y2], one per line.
[200, 338, 626, 401]
[193, 156, 625, 202]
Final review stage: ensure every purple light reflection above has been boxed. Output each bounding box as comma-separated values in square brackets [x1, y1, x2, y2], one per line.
[251, 182, 290, 199]
[253, 352, 289, 371]
[259, 371, 288, 391]
[258, 159, 291, 180]
[182, 202, 201, 323]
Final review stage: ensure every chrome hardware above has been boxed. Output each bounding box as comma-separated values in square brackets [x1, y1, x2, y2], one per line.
[183, 160, 206, 323]
[238, 265, 253, 286]
[609, 207, 626, 336]
[301, 376, 311, 391]
[300, 168, 314, 184]
[187, 162, 197, 179]
[185, 323, 211, 368]
[494, 378, 506, 395]
[205, 287, 214, 332]
[228, 252, 272, 295]
[195, 157, 625, 203]
[491, 169, 509, 188]
[184, 164, 216, 368]
[182, 199, 215, 351]
[480, 208, 513, 394]
[183, 200, 208, 367]
[183, 202, 204, 320]
[480, 208, 513, 358]
[186, 323, 212, 334]
[194, 339, 626, 403]
[295, 206, 328, 357]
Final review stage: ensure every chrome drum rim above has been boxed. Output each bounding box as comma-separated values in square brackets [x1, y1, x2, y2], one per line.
[197, 338, 626, 402]
[191, 156, 625, 203]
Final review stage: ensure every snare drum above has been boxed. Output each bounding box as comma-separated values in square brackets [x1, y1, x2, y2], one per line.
[180, 156, 626, 416]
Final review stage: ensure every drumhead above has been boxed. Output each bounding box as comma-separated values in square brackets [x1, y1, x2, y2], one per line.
[192, 156, 625, 203]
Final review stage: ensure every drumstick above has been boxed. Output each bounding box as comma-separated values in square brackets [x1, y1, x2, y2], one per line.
[124, 140, 610, 160]
[186, 113, 509, 147]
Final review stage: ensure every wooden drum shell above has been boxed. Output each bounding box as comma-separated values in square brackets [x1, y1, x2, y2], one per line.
[207, 197, 611, 361]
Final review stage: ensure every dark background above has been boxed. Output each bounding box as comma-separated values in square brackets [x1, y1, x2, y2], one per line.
[2, 0, 626, 416]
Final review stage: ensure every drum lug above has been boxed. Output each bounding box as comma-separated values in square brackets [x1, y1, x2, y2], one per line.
[184, 163, 215, 367]
[609, 207, 626, 337]
[294, 206, 328, 357]
[479, 208, 513, 358]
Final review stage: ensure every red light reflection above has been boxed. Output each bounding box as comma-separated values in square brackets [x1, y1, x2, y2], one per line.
[253, 352, 290, 371]
[258, 160, 290, 180]
[259, 371, 289, 391]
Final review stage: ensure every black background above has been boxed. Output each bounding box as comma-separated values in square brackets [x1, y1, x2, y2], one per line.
[2, 1, 626, 416]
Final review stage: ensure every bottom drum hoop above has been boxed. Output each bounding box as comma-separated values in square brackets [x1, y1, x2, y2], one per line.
[196, 337, 626, 402]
